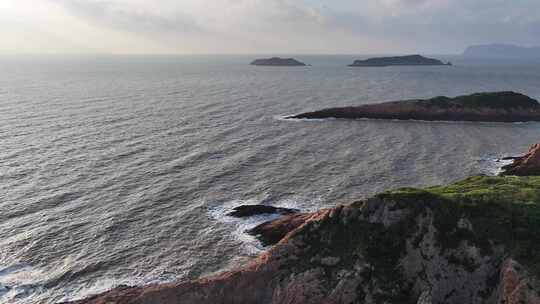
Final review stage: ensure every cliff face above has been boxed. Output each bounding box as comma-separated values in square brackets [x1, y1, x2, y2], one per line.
[72, 176, 540, 304]
[289, 92, 540, 122]
[501, 143, 540, 176]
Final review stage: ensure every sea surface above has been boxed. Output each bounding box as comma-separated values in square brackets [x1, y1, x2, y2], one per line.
[1, 55, 540, 303]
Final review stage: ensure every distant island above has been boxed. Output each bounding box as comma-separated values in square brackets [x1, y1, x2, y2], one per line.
[349, 54, 451, 67]
[288, 91, 540, 122]
[463, 44, 540, 58]
[250, 57, 307, 66]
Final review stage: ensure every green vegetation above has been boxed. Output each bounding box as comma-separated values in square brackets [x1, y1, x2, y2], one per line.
[379, 175, 540, 275]
[420, 92, 540, 109]
[285, 175, 540, 302]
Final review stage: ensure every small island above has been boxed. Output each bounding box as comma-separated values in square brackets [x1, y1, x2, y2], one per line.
[349, 54, 451, 67]
[250, 57, 307, 66]
[288, 91, 540, 122]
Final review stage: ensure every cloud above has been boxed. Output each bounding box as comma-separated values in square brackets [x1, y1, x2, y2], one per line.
[50, 0, 201, 33]
[2, 0, 540, 54]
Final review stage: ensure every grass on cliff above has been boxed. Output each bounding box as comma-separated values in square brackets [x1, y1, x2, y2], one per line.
[378, 175, 540, 275]
[287, 175, 540, 302]
[423, 92, 540, 109]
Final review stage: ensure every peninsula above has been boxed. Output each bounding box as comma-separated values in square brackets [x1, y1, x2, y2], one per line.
[349, 54, 451, 67]
[68, 143, 540, 304]
[288, 91, 540, 122]
[250, 57, 307, 66]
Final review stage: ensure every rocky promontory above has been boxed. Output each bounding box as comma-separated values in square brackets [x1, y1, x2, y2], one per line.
[288, 91, 540, 122]
[349, 55, 451, 67]
[501, 143, 540, 176]
[70, 171, 540, 304]
[250, 57, 307, 66]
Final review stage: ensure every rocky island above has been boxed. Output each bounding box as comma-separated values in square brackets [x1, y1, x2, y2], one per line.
[250, 57, 307, 66]
[349, 55, 451, 67]
[288, 91, 540, 122]
[70, 143, 540, 304]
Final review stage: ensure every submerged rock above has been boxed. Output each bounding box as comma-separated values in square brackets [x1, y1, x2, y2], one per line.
[69, 175, 540, 304]
[288, 91, 540, 122]
[349, 54, 451, 67]
[501, 143, 540, 176]
[250, 57, 307, 66]
[226, 205, 299, 218]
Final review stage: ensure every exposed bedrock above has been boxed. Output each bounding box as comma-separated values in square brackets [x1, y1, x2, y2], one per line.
[501, 143, 540, 176]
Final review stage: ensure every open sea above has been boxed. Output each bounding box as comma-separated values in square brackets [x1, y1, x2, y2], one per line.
[1, 55, 540, 303]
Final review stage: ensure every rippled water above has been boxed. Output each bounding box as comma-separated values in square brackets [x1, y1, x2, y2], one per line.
[1, 55, 540, 303]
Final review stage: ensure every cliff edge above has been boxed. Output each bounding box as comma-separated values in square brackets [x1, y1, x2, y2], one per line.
[69, 174, 540, 304]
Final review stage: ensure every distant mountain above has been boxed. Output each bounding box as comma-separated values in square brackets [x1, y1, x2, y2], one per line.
[463, 44, 540, 58]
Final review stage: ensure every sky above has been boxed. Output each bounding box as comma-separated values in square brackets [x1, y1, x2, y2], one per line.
[0, 0, 539, 55]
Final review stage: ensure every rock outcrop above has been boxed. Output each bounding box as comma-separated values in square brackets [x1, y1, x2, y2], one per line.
[349, 55, 451, 67]
[288, 92, 540, 122]
[250, 58, 307, 66]
[227, 205, 300, 218]
[247, 213, 314, 246]
[70, 175, 540, 304]
[501, 143, 540, 176]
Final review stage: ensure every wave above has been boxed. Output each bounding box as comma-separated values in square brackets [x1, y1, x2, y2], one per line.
[208, 196, 310, 254]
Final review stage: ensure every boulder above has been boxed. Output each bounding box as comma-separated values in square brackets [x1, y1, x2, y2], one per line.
[226, 205, 299, 218]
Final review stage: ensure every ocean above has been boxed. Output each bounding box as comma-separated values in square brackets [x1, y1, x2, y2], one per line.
[1, 55, 540, 303]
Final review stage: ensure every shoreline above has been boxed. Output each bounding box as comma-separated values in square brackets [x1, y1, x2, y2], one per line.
[68, 144, 540, 304]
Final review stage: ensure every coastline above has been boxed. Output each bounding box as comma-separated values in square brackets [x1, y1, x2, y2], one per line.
[68, 144, 540, 304]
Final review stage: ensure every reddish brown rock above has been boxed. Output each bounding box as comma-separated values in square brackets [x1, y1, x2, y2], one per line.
[247, 213, 314, 246]
[501, 143, 540, 176]
[68, 179, 540, 304]
[495, 259, 540, 304]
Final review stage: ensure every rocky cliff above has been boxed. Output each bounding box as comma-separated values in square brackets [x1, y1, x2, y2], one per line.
[288, 92, 540, 122]
[501, 143, 540, 176]
[70, 175, 540, 304]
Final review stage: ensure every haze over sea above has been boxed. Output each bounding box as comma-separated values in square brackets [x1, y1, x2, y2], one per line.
[1, 55, 540, 303]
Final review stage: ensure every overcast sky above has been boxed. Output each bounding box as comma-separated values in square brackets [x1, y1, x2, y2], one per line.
[1, 0, 539, 54]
